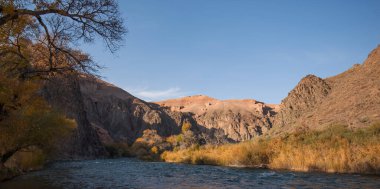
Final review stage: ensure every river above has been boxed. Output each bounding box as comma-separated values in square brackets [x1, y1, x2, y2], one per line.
[0, 158, 379, 189]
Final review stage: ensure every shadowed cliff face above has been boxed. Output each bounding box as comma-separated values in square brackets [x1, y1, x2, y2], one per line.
[272, 45, 380, 133]
[78, 78, 191, 145]
[156, 95, 279, 141]
[43, 75, 108, 158]
[43, 76, 193, 156]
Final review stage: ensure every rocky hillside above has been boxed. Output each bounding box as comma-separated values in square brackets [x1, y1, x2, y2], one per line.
[156, 95, 279, 141]
[43, 75, 193, 157]
[273, 45, 380, 133]
[78, 77, 190, 144]
[45, 74, 279, 157]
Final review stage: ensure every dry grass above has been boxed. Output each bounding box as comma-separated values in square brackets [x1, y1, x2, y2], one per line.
[162, 140, 270, 167]
[162, 123, 380, 174]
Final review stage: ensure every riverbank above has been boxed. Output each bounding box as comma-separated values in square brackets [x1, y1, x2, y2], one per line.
[162, 123, 380, 174]
[0, 167, 19, 182]
[0, 147, 53, 182]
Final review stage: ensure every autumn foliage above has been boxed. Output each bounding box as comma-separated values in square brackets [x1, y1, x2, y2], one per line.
[0, 73, 76, 166]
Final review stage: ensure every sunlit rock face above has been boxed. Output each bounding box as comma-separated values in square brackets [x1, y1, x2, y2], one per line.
[155, 95, 279, 141]
[272, 74, 331, 132]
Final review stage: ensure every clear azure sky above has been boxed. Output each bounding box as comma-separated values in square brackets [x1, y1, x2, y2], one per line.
[83, 0, 380, 104]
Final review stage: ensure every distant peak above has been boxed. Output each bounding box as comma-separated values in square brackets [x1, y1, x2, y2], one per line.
[299, 74, 323, 84]
[185, 95, 216, 99]
[156, 95, 271, 106]
[303, 74, 318, 79]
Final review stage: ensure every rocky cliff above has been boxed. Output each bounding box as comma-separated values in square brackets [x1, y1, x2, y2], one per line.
[156, 95, 279, 141]
[272, 45, 380, 133]
[77, 79, 279, 145]
[45, 74, 279, 156]
[43, 75, 107, 158]
[43, 75, 195, 157]
[78, 77, 191, 145]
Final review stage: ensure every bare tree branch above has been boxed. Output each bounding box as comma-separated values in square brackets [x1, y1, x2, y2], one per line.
[0, 0, 126, 78]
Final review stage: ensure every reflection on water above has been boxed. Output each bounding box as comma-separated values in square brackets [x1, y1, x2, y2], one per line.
[0, 158, 379, 189]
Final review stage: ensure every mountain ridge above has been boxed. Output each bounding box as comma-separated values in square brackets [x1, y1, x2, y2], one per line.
[43, 45, 380, 157]
[272, 45, 380, 134]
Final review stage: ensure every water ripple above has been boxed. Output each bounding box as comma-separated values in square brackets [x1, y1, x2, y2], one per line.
[1, 158, 379, 189]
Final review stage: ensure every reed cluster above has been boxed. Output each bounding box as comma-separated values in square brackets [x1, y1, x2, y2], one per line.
[162, 123, 380, 174]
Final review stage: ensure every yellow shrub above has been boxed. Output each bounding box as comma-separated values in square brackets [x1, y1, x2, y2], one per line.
[182, 122, 192, 133]
[151, 146, 159, 154]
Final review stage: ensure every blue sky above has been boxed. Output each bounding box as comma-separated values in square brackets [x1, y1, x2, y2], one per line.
[83, 0, 380, 103]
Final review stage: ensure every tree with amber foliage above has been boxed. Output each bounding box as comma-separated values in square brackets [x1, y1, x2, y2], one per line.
[0, 71, 76, 169]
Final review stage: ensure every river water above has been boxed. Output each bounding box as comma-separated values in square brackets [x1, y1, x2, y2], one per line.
[0, 158, 379, 189]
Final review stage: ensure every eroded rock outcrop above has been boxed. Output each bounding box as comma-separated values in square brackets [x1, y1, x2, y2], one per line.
[273, 75, 331, 131]
[156, 95, 279, 142]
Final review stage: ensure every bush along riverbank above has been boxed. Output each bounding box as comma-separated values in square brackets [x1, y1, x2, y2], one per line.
[0, 147, 47, 181]
[161, 123, 380, 174]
